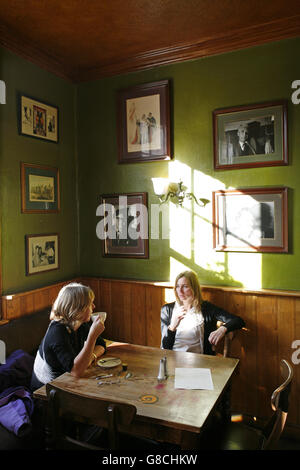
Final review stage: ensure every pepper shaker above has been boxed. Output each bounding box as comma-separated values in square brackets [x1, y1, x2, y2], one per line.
[163, 356, 168, 378]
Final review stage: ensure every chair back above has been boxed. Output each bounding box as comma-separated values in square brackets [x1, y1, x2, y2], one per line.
[214, 321, 237, 357]
[262, 359, 293, 450]
[215, 322, 250, 357]
[46, 383, 137, 450]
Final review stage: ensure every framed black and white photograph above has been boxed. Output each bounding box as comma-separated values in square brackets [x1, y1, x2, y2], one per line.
[19, 94, 59, 143]
[99, 192, 149, 258]
[21, 162, 60, 213]
[213, 100, 288, 170]
[117, 80, 171, 163]
[212, 187, 288, 253]
[25, 233, 59, 275]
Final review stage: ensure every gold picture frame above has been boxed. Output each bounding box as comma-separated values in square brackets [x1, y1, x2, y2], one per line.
[25, 233, 59, 275]
[19, 94, 59, 143]
[21, 162, 60, 213]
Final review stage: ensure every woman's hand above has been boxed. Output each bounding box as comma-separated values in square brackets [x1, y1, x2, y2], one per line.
[71, 318, 105, 378]
[208, 325, 227, 346]
[169, 306, 187, 331]
[89, 315, 105, 339]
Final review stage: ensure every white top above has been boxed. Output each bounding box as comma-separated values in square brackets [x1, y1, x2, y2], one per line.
[172, 302, 205, 353]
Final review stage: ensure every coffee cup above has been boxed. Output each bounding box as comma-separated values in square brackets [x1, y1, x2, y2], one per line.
[91, 312, 107, 323]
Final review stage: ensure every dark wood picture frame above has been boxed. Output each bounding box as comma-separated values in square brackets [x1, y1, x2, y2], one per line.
[25, 233, 59, 275]
[99, 192, 149, 258]
[213, 100, 288, 170]
[18, 94, 59, 143]
[21, 162, 60, 213]
[117, 80, 171, 163]
[212, 187, 288, 253]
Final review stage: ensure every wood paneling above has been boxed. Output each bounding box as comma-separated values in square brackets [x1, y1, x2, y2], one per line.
[2, 276, 300, 437]
[1, 279, 78, 320]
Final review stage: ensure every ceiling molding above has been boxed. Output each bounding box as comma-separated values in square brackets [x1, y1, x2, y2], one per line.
[1, 14, 300, 83]
[0, 23, 73, 82]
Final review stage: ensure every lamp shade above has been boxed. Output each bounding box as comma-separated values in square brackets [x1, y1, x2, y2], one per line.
[151, 177, 169, 196]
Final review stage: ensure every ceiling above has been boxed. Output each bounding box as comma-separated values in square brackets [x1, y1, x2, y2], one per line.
[1, 0, 300, 83]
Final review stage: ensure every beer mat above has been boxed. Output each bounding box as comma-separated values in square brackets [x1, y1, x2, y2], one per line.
[139, 394, 158, 404]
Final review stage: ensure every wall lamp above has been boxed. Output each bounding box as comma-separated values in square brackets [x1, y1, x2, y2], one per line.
[151, 178, 210, 207]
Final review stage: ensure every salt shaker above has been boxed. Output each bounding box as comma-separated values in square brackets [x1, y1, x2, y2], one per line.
[157, 358, 166, 381]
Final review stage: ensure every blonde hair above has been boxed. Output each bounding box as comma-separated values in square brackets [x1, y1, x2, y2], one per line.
[174, 270, 203, 308]
[50, 282, 95, 327]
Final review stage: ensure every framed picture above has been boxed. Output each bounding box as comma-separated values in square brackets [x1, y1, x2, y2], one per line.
[213, 100, 288, 170]
[25, 233, 59, 275]
[99, 192, 149, 258]
[212, 187, 288, 253]
[117, 80, 171, 163]
[19, 94, 59, 143]
[21, 162, 60, 213]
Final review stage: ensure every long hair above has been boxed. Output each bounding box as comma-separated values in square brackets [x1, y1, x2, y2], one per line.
[50, 282, 95, 327]
[174, 270, 203, 309]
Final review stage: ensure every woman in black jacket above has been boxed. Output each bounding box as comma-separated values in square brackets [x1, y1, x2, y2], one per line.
[161, 271, 245, 355]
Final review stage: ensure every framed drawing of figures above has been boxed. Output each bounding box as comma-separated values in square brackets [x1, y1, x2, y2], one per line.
[213, 100, 288, 170]
[21, 162, 60, 213]
[19, 94, 59, 143]
[212, 187, 288, 253]
[117, 80, 171, 163]
[26, 233, 59, 275]
[97, 192, 149, 258]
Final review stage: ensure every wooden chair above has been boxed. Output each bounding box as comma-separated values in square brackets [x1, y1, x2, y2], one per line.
[46, 383, 142, 450]
[216, 359, 293, 450]
[213, 321, 236, 357]
[214, 321, 250, 357]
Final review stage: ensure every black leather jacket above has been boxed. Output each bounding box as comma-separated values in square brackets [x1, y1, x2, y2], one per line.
[160, 301, 245, 355]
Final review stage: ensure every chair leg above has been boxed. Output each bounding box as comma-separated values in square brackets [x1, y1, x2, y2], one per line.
[220, 385, 232, 423]
[108, 404, 119, 449]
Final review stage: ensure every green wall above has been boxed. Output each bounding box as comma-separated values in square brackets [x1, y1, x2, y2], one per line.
[1, 38, 300, 295]
[0, 47, 78, 294]
[77, 38, 300, 290]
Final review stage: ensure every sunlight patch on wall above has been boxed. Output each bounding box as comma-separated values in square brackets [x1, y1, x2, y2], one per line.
[167, 164, 263, 289]
[169, 160, 192, 259]
[194, 213, 226, 274]
[169, 203, 192, 259]
[193, 170, 228, 277]
[169, 257, 190, 284]
[168, 160, 192, 195]
[193, 170, 226, 218]
[227, 252, 262, 289]
[164, 286, 176, 304]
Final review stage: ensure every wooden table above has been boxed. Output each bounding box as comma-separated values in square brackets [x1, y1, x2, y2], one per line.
[34, 342, 239, 449]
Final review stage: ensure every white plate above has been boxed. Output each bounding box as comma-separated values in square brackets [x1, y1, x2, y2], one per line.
[97, 357, 121, 368]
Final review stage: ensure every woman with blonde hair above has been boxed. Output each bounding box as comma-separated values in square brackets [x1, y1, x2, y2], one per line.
[161, 271, 245, 354]
[31, 282, 106, 390]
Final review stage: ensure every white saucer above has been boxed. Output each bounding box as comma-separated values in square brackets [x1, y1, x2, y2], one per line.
[97, 357, 121, 368]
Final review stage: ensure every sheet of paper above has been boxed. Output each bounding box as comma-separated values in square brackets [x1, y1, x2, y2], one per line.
[174, 368, 214, 390]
